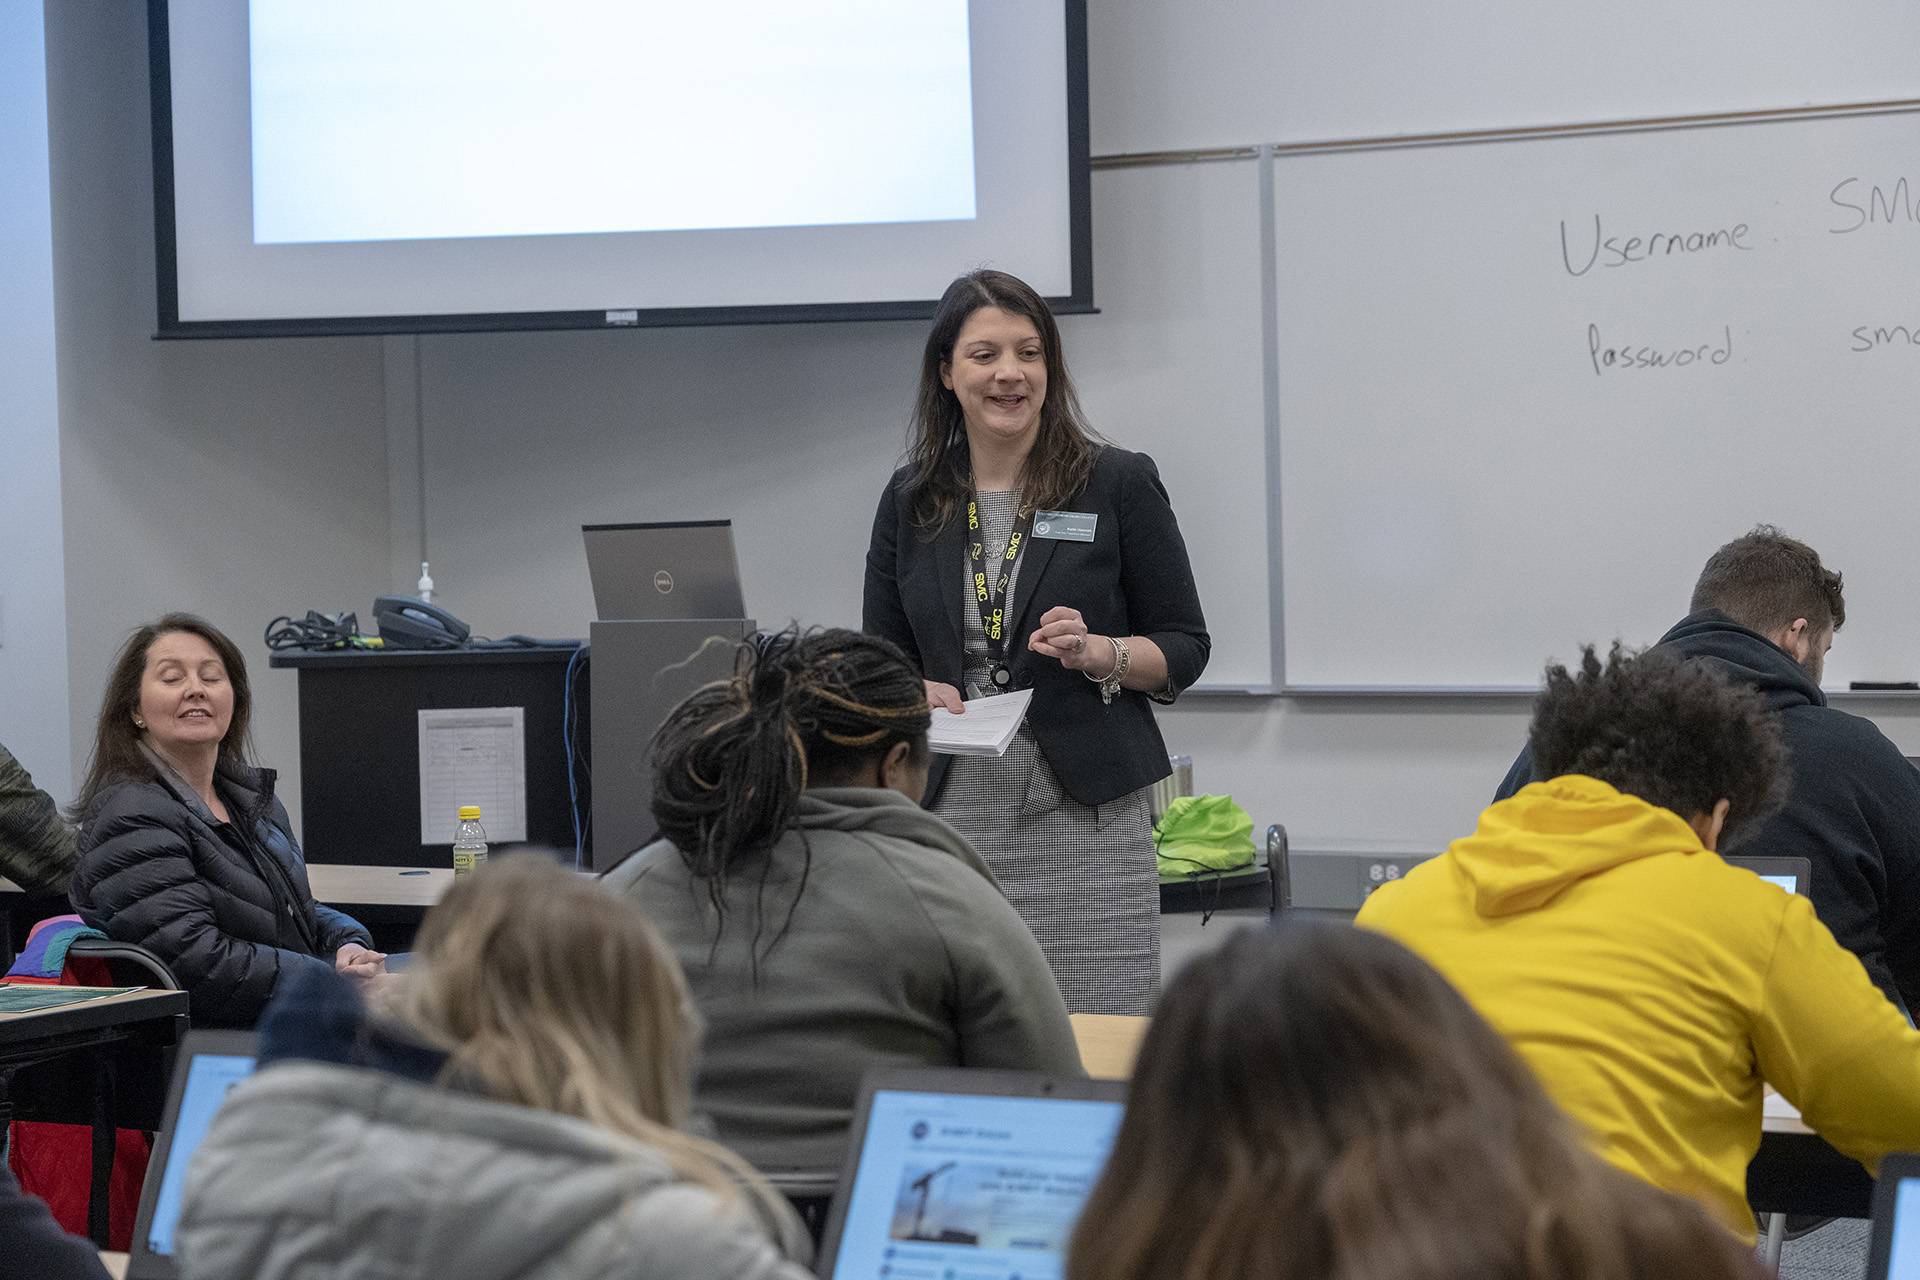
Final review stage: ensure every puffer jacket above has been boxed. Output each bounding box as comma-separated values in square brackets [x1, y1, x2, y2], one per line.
[175, 965, 813, 1280]
[0, 741, 78, 893]
[70, 750, 370, 1027]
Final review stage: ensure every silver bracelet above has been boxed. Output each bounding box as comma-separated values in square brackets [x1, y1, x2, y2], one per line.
[1085, 635, 1130, 704]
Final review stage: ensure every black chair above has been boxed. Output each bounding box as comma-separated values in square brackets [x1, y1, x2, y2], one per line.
[761, 1168, 838, 1248]
[65, 938, 181, 991]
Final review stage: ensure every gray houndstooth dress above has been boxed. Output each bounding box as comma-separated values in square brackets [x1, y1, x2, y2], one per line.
[933, 490, 1160, 1015]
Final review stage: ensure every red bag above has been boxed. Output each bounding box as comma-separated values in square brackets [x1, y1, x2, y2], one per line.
[5, 953, 154, 1249]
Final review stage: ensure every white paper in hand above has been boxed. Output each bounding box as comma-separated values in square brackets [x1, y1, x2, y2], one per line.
[927, 688, 1033, 757]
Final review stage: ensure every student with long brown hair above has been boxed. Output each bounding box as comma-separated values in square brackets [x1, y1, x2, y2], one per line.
[69, 613, 380, 1027]
[1067, 922, 1763, 1280]
[607, 627, 1081, 1172]
[177, 855, 812, 1280]
[864, 268, 1211, 1016]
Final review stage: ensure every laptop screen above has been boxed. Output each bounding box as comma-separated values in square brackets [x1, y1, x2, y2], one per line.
[1887, 1177, 1920, 1277]
[145, 1052, 256, 1257]
[827, 1087, 1124, 1280]
[1758, 874, 1799, 894]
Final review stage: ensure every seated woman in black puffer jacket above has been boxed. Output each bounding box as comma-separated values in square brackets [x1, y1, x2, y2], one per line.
[69, 614, 382, 1028]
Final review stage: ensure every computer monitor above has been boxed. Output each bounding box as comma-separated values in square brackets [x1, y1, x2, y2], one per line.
[816, 1069, 1127, 1280]
[1723, 855, 1812, 897]
[1866, 1152, 1920, 1278]
[581, 520, 746, 621]
[127, 1029, 258, 1280]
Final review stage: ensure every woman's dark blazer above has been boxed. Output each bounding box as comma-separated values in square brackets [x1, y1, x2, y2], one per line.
[864, 445, 1210, 808]
[71, 757, 372, 1028]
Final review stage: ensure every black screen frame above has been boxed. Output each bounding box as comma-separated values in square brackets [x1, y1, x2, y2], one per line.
[146, 1, 1094, 340]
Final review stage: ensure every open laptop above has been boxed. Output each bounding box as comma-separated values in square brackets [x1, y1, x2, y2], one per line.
[815, 1068, 1128, 1280]
[582, 520, 746, 621]
[1723, 855, 1813, 897]
[1867, 1151, 1920, 1277]
[127, 1029, 258, 1280]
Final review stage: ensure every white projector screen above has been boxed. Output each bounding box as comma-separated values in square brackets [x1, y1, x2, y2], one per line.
[148, 0, 1090, 337]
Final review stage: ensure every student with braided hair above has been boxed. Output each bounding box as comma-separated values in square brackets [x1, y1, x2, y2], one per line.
[604, 627, 1082, 1173]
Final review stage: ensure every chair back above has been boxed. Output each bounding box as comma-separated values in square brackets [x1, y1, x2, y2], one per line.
[1267, 823, 1291, 908]
[65, 937, 181, 991]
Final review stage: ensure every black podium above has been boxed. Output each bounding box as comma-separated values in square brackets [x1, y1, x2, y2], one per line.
[268, 647, 582, 867]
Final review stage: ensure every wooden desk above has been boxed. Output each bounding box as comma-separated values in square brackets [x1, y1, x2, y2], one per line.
[0, 988, 190, 1247]
[307, 864, 453, 908]
[307, 862, 594, 951]
[1070, 1013, 1149, 1080]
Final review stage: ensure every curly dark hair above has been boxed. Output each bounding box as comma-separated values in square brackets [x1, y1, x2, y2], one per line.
[648, 627, 931, 959]
[1528, 643, 1788, 846]
[1690, 525, 1845, 637]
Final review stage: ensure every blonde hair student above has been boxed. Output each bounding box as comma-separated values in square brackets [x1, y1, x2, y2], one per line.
[176, 855, 812, 1280]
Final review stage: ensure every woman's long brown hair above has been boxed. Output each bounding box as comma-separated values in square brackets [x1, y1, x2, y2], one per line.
[902, 269, 1103, 533]
[72, 613, 255, 819]
[1067, 923, 1763, 1280]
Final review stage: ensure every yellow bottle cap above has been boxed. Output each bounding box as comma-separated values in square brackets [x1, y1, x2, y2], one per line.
[458, 806, 481, 820]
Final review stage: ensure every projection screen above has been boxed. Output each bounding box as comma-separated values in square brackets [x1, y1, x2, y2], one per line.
[149, 0, 1091, 337]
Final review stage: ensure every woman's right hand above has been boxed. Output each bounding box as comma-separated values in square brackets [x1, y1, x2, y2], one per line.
[925, 680, 965, 714]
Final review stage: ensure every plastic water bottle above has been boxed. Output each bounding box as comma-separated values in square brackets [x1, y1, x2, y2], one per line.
[452, 806, 488, 879]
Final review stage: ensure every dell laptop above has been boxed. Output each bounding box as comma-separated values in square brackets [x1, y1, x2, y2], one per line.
[126, 1029, 258, 1279]
[815, 1068, 1128, 1280]
[582, 520, 746, 621]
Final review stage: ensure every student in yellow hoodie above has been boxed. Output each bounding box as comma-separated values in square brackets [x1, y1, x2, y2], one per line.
[1358, 642, 1920, 1242]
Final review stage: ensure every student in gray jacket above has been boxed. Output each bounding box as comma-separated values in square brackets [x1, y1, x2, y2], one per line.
[177, 856, 811, 1280]
[605, 628, 1083, 1172]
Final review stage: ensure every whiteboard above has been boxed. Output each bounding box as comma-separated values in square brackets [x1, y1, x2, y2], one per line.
[1275, 108, 1920, 689]
[1066, 159, 1271, 689]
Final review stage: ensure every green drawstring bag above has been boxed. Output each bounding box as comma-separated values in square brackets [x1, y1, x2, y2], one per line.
[1154, 794, 1258, 878]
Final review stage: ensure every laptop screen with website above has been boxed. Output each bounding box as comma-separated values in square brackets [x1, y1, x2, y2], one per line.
[828, 1088, 1124, 1280]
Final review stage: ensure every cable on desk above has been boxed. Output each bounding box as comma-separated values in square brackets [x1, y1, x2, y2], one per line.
[264, 611, 370, 652]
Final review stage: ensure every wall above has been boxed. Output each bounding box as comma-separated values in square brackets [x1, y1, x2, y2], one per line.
[0, 0, 70, 801]
[35, 0, 1920, 867]
[44, 0, 390, 826]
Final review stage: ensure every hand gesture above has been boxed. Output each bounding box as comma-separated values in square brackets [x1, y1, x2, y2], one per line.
[1029, 606, 1116, 675]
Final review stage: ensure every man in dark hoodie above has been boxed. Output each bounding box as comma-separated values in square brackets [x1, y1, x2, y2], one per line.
[1496, 526, 1920, 1013]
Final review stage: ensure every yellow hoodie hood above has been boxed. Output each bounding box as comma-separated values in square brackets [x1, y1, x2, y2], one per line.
[1361, 771, 1920, 1244]
[1452, 775, 1704, 917]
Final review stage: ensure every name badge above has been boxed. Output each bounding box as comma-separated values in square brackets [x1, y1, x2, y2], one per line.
[1032, 510, 1097, 542]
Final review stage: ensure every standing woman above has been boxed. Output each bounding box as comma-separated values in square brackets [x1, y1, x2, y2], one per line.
[864, 269, 1209, 1014]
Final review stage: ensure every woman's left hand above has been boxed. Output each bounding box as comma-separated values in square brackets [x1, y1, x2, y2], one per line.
[1029, 606, 1117, 675]
[335, 942, 388, 981]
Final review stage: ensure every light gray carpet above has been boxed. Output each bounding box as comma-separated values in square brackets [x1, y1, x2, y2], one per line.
[1774, 1216, 1869, 1280]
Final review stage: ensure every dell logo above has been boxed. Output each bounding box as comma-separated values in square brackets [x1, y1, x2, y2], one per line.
[653, 570, 674, 594]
